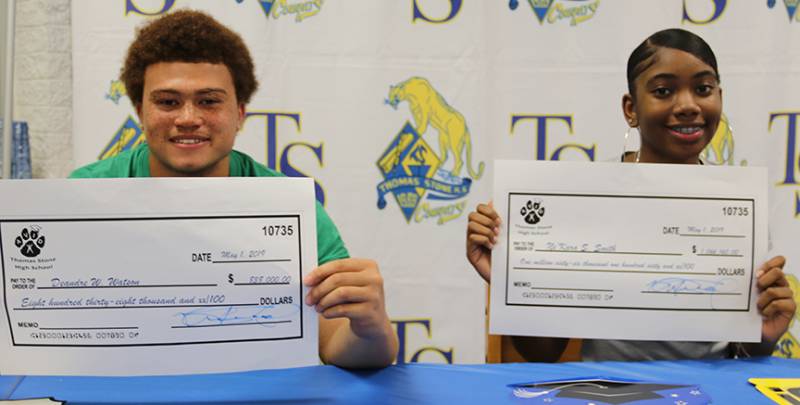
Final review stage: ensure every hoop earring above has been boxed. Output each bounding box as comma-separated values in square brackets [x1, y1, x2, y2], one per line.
[622, 126, 638, 162]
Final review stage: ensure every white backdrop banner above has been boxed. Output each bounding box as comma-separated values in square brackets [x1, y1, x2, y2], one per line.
[72, 0, 800, 363]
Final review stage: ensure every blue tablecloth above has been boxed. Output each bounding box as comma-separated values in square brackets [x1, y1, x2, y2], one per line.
[2, 357, 798, 404]
[0, 376, 22, 400]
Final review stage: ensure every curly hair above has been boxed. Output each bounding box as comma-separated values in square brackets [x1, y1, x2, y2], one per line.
[121, 9, 258, 106]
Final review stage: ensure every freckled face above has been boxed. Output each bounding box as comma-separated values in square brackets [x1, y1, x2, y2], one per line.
[138, 62, 245, 177]
[623, 48, 722, 164]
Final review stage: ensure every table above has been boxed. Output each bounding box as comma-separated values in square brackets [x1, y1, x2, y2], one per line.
[0, 376, 22, 400]
[2, 357, 798, 404]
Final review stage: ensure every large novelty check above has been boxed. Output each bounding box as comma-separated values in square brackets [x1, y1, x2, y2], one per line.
[0, 178, 318, 375]
[489, 160, 768, 342]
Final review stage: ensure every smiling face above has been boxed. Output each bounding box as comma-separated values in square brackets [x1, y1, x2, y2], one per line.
[623, 47, 722, 164]
[137, 62, 245, 177]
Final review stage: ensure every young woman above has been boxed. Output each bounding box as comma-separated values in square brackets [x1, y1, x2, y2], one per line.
[466, 28, 796, 362]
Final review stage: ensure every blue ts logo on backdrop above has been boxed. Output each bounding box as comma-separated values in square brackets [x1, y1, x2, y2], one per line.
[242, 111, 328, 204]
[508, 0, 600, 26]
[412, 0, 462, 24]
[243, 0, 325, 23]
[392, 319, 454, 364]
[377, 77, 484, 225]
[99, 80, 144, 161]
[124, 0, 175, 16]
[125, 0, 324, 22]
[99, 117, 144, 161]
[770, 111, 800, 217]
[768, 0, 800, 22]
[682, 0, 726, 25]
[510, 115, 596, 161]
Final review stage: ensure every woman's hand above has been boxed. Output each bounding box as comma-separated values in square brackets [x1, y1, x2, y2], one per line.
[466, 202, 501, 282]
[757, 255, 796, 345]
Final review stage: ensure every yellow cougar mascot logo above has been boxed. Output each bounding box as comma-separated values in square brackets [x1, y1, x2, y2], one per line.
[702, 114, 735, 165]
[386, 77, 484, 180]
[105, 80, 127, 105]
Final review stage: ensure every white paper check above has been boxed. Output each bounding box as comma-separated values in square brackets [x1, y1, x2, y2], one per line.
[0, 178, 319, 375]
[490, 160, 768, 342]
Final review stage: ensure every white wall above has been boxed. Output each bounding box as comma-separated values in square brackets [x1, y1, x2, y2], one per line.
[1, 0, 7, 117]
[12, 0, 72, 178]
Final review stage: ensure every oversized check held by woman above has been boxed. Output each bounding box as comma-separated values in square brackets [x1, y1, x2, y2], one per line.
[489, 160, 767, 343]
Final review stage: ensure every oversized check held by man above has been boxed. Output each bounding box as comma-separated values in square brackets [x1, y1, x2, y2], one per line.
[489, 160, 768, 342]
[0, 178, 318, 375]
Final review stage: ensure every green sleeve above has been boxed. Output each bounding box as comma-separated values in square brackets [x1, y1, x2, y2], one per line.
[68, 162, 116, 178]
[315, 202, 349, 265]
[68, 144, 146, 178]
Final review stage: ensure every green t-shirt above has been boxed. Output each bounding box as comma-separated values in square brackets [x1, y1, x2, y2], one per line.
[70, 144, 349, 265]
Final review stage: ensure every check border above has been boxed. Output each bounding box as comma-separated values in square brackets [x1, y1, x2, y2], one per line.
[504, 192, 756, 312]
[1, 214, 305, 348]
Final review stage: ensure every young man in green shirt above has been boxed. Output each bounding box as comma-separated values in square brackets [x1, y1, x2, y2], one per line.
[71, 9, 397, 368]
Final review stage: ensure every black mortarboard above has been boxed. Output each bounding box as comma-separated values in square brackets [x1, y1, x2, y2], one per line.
[511, 377, 711, 404]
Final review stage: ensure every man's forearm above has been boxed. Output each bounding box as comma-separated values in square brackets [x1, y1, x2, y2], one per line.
[319, 318, 398, 368]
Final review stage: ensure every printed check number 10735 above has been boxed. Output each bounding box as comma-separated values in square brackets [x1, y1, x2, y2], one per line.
[489, 161, 767, 342]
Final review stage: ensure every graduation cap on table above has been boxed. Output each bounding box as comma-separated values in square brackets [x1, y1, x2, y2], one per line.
[509, 377, 711, 404]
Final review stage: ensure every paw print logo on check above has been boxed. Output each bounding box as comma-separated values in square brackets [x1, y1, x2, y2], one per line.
[520, 200, 545, 225]
[15, 226, 45, 258]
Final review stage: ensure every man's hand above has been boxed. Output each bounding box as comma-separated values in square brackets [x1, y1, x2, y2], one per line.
[304, 258, 397, 368]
